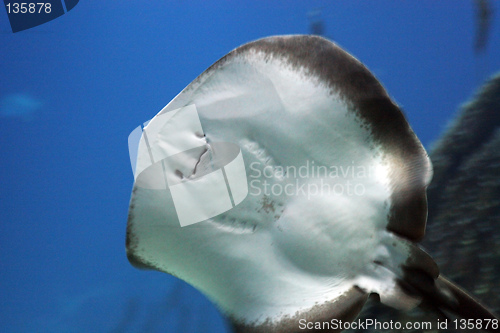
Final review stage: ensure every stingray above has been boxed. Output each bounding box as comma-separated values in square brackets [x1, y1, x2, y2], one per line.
[126, 35, 498, 332]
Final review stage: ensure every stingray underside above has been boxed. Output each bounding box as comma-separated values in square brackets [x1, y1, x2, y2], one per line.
[126, 36, 498, 332]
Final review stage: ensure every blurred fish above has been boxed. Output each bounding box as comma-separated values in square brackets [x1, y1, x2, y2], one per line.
[307, 8, 325, 36]
[474, 0, 493, 54]
[0, 93, 42, 121]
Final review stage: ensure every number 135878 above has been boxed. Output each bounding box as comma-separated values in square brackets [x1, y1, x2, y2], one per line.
[6, 3, 52, 14]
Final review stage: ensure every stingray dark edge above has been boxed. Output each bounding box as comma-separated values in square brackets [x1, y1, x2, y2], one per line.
[204, 34, 430, 241]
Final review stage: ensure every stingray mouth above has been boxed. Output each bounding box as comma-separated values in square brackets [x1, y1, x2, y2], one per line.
[204, 214, 259, 234]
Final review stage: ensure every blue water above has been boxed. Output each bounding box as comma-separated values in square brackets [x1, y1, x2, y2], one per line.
[1, 1, 499, 332]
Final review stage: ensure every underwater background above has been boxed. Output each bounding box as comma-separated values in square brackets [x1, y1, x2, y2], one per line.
[1, 1, 499, 332]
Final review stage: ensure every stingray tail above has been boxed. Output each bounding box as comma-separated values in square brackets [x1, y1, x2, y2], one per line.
[402, 268, 499, 332]
[436, 276, 498, 323]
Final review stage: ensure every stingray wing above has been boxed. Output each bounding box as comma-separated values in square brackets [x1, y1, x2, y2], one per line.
[126, 35, 434, 329]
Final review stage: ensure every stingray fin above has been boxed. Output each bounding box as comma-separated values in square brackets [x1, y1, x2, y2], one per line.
[435, 276, 499, 332]
[231, 287, 369, 333]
